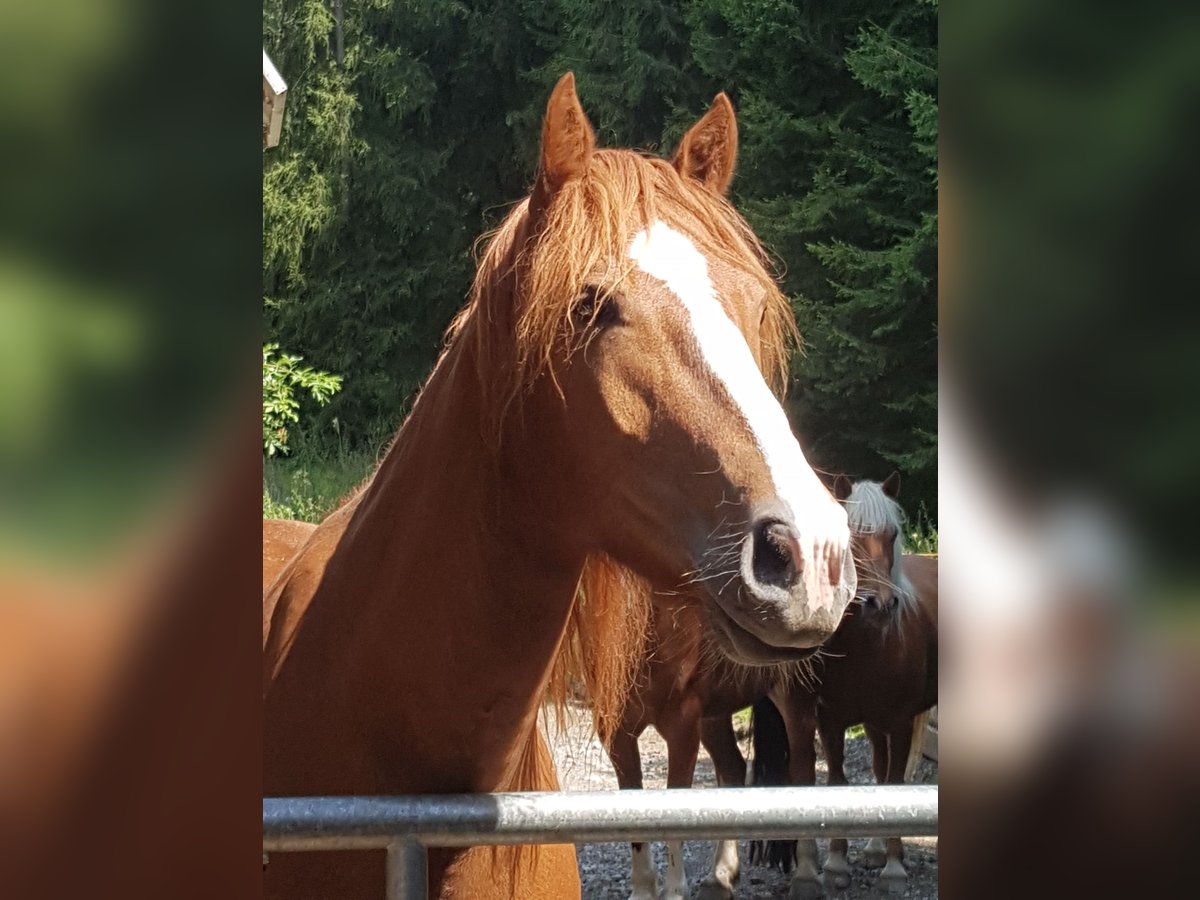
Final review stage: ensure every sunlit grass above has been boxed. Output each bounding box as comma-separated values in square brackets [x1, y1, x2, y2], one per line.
[906, 504, 938, 554]
[262, 448, 376, 523]
[732, 707, 868, 742]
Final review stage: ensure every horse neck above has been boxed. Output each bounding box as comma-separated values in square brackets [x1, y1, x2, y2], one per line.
[265, 338, 585, 795]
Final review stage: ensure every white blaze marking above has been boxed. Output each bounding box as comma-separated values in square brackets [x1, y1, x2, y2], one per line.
[627, 222, 847, 592]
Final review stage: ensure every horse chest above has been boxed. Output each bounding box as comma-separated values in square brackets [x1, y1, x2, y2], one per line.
[820, 627, 927, 718]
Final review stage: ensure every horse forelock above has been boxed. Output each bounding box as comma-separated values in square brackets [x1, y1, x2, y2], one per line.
[446, 149, 799, 443]
[847, 480, 916, 614]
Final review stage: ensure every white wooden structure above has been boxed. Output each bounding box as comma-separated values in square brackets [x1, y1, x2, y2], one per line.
[924, 705, 939, 762]
[263, 50, 287, 150]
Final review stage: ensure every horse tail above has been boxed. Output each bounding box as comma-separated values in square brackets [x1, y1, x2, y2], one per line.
[749, 697, 796, 871]
[751, 696, 789, 785]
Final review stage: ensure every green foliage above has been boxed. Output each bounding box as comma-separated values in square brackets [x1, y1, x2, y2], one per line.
[262, 343, 342, 456]
[263, 449, 376, 522]
[906, 507, 939, 554]
[683, 0, 938, 506]
[263, 0, 938, 518]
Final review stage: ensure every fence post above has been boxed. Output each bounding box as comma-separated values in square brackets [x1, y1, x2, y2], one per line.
[386, 839, 427, 900]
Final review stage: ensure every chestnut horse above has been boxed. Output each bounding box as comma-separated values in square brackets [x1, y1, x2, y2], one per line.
[263, 73, 856, 900]
[752, 474, 938, 896]
[262, 519, 314, 592]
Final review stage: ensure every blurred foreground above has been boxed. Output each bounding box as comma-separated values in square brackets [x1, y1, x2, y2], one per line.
[0, 2, 260, 898]
[939, 4, 1200, 895]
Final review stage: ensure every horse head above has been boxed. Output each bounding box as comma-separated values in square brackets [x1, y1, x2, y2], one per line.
[834, 471, 909, 613]
[459, 73, 855, 664]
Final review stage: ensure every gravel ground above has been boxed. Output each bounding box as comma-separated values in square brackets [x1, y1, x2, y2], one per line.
[546, 702, 938, 899]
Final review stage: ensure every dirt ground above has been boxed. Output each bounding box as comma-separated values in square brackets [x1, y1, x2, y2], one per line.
[545, 702, 938, 899]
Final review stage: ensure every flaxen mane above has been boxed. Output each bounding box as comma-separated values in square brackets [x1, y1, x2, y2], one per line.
[846, 480, 916, 613]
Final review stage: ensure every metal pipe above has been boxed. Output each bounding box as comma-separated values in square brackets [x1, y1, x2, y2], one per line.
[386, 840, 426, 900]
[264, 785, 937, 853]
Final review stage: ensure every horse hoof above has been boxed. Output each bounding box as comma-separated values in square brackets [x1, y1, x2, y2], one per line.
[823, 866, 851, 891]
[788, 877, 825, 900]
[695, 880, 736, 900]
[879, 860, 907, 894]
[863, 847, 887, 868]
[881, 873, 907, 894]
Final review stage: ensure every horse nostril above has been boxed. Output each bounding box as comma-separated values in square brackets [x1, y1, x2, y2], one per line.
[752, 520, 803, 589]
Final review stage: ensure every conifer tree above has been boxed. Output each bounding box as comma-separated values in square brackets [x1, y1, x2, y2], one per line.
[262, 0, 938, 515]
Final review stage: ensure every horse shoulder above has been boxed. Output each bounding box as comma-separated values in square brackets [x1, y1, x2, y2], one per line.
[262, 511, 352, 683]
[262, 519, 316, 593]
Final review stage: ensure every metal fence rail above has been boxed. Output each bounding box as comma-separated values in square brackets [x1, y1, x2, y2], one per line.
[264, 785, 937, 899]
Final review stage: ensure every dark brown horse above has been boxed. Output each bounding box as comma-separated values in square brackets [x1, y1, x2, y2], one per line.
[753, 474, 938, 896]
[263, 73, 856, 900]
[598, 474, 933, 900]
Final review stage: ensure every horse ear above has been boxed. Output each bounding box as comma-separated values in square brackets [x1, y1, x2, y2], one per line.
[672, 93, 738, 195]
[832, 474, 852, 502]
[882, 471, 901, 499]
[535, 73, 595, 198]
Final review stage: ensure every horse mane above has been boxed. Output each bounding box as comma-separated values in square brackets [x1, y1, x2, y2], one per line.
[545, 555, 652, 747]
[492, 556, 651, 889]
[446, 148, 799, 444]
[846, 480, 917, 613]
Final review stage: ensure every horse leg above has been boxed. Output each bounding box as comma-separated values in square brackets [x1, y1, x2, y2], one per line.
[817, 720, 851, 891]
[695, 715, 747, 900]
[878, 722, 913, 895]
[702, 712, 748, 787]
[861, 723, 890, 869]
[609, 728, 657, 900]
[775, 694, 823, 900]
[660, 702, 702, 900]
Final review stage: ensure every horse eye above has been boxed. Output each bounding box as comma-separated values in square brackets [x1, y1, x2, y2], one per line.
[573, 285, 620, 329]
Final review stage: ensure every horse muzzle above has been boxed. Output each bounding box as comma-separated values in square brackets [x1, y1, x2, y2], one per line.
[704, 504, 856, 663]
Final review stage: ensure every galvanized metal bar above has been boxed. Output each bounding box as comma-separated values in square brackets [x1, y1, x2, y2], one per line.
[264, 785, 936, 853]
[386, 840, 426, 900]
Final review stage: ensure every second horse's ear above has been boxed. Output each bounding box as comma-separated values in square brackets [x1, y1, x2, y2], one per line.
[833, 474, 852, 502]
[881, 471, 901, 499]
[671, 93, 738, 195]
